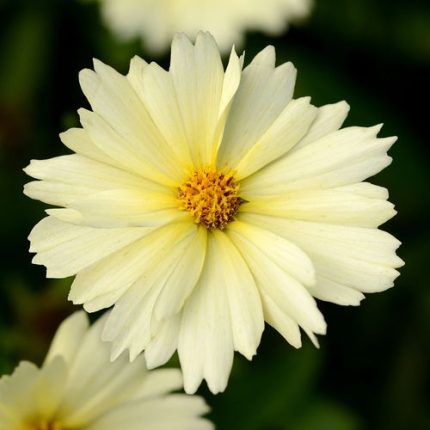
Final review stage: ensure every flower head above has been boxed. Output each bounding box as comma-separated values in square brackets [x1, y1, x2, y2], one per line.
[0, 312, 212, 430]
[94, 0, 312, 54]
[25, 32, 403, 394]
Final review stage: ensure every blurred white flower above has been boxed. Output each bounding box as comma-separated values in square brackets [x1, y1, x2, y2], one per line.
[0, 312, 212, 430]
[25, 33, 403, 394]
[95, 0, 312, 54]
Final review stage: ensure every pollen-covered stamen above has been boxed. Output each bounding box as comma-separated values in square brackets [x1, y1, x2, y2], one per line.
[178, 168, 242, 230]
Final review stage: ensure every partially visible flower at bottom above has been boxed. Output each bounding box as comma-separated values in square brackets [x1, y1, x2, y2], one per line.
[0, 312, 213, 430]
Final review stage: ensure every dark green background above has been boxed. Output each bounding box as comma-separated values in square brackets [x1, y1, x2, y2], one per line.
[0, 0, 429, 429]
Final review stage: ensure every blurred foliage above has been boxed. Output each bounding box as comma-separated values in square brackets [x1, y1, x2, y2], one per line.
[0, 0, 429, 429]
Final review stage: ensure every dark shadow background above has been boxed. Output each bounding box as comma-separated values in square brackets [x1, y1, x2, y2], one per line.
[0, 0, 429, 429]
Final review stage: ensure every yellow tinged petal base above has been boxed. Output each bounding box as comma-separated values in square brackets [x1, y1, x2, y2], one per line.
[33, 421, 62, 430]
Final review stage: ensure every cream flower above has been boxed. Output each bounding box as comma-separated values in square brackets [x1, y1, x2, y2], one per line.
[0, 312, 213, 430]
[95, 0, 312, 54]
[24, 33, 403, 394]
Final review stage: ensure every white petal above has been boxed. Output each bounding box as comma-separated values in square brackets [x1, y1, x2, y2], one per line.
[228, 221, 326, 340]
[242, 214, 403, 296]
[170, 32, 224, 166]
[242, 125, 396, 195]
[87, 395, 213, 430]
[309, 277, 365, 306]
[78, 108, 180, 187]
[178, 234, 235, 394]
[69, 223, 194, 308]
[228, 220, 315, 286]
[144, 315, 181, 369]
[79, 59, 184, 183]
[29, 216, 148, 278]
[59, 127, 115, 166]
[44, 311, 89, 365]
[242, 186, 396, 228]
[59, 315, 148, 428]
[67, 188, 182, 228]
[259, 290, 302, 348]
[219, 47, 243, 118]
[100, 223, 199, 360]
[133, 368, 182, 399]
[291, 101, 350, 152]
[211, 230, 264, 360]
[139, 61, 193, 170]
[153, 226, 207, 320]
[218, 50, 296, 168]
[24, 154, 168, 207]
[234, 97, 317, 180]
[126, 55, 148, 91]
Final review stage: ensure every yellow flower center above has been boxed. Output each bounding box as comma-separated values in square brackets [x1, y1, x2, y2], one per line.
[178, 168, 242, 230]
[33, 420, 62, 430]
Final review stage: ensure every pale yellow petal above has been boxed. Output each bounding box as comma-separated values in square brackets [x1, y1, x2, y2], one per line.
[218, 49, 296, 168]
[29, 216, 148, 278]
[144, 315, 181, 369]
[291, 101, 350, 152]
[178, 234, 235, 394]
[234, 97, 317, 180]
[139, 62, 193, 170]
[242, 125, 396, 195]
[24, 154, 169, 207]
[67, 188, 181, 228]
[44, 311, 89, 365]
[69, 223, 194, 308]
[242, 187, 396, 228]
[228, 221, 326, 341]
[242, 214, 403, 297]
[99, 223, 199, 360]
[170, 32, 224, 166]
[153, 226, 207, 320]
[87, 395, 213, 430]
[211, 230, 264, 360]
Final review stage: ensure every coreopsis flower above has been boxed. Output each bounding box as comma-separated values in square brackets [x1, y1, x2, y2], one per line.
[24, 32, 403, 394]
[0, 312, 212, 430]
[94, 0, 312, 54]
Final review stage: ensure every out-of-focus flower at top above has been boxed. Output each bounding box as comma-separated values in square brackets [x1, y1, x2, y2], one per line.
[24, 33, 403, 394]
[92, 0, 312, 54]
[0, 312, 212, 430]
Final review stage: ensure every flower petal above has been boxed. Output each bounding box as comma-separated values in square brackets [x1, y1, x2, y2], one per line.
[58, 314, 148, 428]
[153, 226, 207, 320]
[242, 125, 396, 195]
[138, 61, 193, 170]
[69, 223, 194, 308]
[29, 216, 148, 278]
[228, 220, 315, 286]
[24, 154, 169, 207]
[234, 97, 317, 180]
[87, 395, 213, 430]
[99, 223, 200, 360]
[170, 32, 224, 166]
[67, 188, 182, 228]
[218, 47, 296, 168]
[242, 214, 403, 299]
[291, 101, 350, 152]
[228, 221, 326, 342]
[144, 315, 181, 369]
[44, 311, 89, 365]
[211, 230, 264, 360]
[178, 234, 236, 394]
[242, 185, 396, 228]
